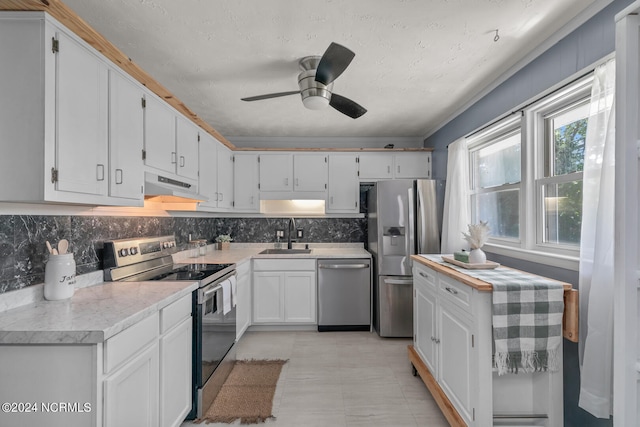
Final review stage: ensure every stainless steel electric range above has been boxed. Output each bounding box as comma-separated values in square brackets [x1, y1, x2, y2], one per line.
[103, 235, 237, 420]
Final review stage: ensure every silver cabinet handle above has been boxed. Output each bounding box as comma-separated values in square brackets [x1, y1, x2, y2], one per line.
[171, 152, 177, 164]
[445, 287, 459, 295]
[330, 196, 334, 205]
[180, 156, 185, 167]
[296, 178, 299, 187]
[219, 192, 224, 201]
[430, 336, 440, 344]
[318, 263, 369, 269]
[387, 165, 391, 174]
[97, 164, 105, 181]
[397, 165, 400, 173]
[419, 272, 429, 278]
[115, 168, 123, 184]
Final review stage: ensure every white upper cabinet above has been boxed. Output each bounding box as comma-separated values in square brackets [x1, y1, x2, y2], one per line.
[143, 93, 177, 175]
[258, 153, 327, 199]
[394, 152, 431, 178]
[326, 154, 359, 213]
[175, 115, 199, 181]
[197, 133, 218, 209]
[0, 12, 144, 205]
[358, 152, 432, 181]
[294, 154, 327, 192]
[233, 153, 259, 212]
[55, 29, 109, 198]
[259, 153, 293, 192]
[216, 145, 234, 210]
[358, 154, 393, 180]
[109, 69, 144, 202]
[198, 133, 233, 211]
[143, 92, 200, 185]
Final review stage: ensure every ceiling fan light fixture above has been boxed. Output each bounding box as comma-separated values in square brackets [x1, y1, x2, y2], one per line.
[302, 94, 330, 110]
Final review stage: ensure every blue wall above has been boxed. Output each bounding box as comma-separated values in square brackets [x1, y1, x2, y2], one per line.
[424, 0, 635, 424]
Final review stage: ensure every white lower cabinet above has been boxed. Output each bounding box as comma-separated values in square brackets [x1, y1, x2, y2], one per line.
[412, 261, 563, 427]
[159, 317, 192, 427]
[252, 259, 316, 324]
[104, 342, 159, 427]
[236, 260, 252, 340]
[0, 294, 193, 427]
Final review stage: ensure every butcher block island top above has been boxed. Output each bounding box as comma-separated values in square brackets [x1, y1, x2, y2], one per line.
[411, 254, 572, 291]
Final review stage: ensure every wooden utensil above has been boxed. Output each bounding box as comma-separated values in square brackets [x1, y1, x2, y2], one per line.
[46, 241, 53, 254]
[58, 239, 69, 255]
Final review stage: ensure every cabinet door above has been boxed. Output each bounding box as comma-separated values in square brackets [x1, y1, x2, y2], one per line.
[160, 318, 192, 427]
[358, 154, 393, 180]
[294, 154, 327, 192]
[394, 152, 431, 178]
[104, 342, 159, 427]
[415, 286, 438, 375]
[109, 70, 144, 201]
[438, 303, 474, 425]
[284, 271, 316, 323]
[175, 116, 199, 181]
[198, 134, 218, 208]
[143, 93, 176, 174]
[236, 262, 252, 340]
[253, 272, 284, 323]
[55, 30, 108, 197]
[259, 153, 292, 191]
[327, 154, 359, 213]
[233, 154, 259, 212]
[216, 145, 234, 209]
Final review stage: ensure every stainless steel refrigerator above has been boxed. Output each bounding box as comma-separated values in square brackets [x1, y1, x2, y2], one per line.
[368, 179, 442, 337]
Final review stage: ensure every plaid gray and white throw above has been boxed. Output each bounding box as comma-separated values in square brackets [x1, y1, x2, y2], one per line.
[420, 255, 565, 375]
[492, 281, 564, 375]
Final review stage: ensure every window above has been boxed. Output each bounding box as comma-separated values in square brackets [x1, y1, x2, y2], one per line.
[467, 74, 593, 263]
[469, 118, 522, 242]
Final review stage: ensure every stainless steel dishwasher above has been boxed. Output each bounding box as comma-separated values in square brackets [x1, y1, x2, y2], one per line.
[317, 258, 371, 331]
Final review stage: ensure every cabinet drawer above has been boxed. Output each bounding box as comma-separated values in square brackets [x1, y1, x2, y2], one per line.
[414, 265, 437, 292]
[439, 274, 473, 315]
[253, 259, 316, 271]
[104, 312, 159, 374]
[160, 294, 192, 334]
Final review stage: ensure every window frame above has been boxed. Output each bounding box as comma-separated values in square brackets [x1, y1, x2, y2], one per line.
[466, 73, 594, 269]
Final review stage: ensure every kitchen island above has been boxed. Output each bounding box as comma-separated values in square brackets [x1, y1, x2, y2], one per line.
[410, 254, 573, 427]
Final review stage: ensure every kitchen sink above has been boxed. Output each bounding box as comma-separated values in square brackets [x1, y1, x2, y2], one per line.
[258, 248, 312, 255]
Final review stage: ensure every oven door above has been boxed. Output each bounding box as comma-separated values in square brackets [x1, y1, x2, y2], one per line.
[190, 272, 237, 419]
[198, 279, 237, 386]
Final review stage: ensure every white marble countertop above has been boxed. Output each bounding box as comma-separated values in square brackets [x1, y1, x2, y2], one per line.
[0, 281, 197, 345]
[0, 244, 370, 346]
[173, 243, 371, 266]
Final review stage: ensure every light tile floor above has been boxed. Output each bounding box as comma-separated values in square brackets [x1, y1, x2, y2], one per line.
[182, 330, 448, 427]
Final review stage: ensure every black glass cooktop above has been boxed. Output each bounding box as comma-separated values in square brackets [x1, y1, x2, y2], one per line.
[149, 263, 234, 282]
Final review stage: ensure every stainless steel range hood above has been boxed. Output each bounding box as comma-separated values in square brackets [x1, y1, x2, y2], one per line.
[144, 171, 208, 202]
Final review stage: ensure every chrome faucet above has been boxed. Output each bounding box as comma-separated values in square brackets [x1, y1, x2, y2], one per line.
[287, 217, 296, 249]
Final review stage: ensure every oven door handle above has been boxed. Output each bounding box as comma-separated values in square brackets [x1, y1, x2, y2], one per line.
[200, 284, 223, 304]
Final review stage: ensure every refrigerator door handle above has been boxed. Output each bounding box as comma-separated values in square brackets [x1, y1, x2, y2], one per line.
[407, 187, 416, 262]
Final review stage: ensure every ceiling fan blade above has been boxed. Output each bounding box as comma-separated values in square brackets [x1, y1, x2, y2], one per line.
[315, 42, 355, 86]
[330, 93, 367, 119]
[241, 91, 300, 101]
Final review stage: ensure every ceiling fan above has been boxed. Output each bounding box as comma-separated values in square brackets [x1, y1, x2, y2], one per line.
[241, 42, 367, 119]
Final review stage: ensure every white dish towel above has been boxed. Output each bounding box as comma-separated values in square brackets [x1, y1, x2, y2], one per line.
[221, 279, 232, 315]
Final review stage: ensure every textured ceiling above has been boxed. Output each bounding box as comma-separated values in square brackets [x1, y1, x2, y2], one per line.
[62, 0, 599, 140]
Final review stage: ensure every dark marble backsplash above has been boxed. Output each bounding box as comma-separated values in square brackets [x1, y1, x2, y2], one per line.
[0, 215, 366, 294]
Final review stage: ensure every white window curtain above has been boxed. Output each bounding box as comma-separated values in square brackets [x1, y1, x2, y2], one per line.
[578, 58, 616, 418]
[441, 137, 470, 254]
